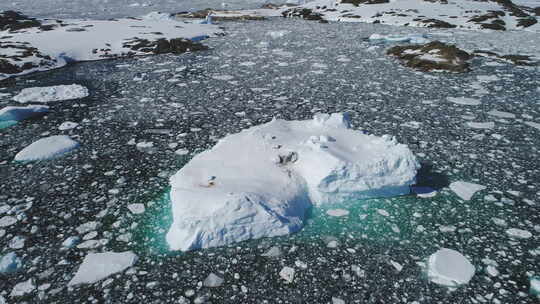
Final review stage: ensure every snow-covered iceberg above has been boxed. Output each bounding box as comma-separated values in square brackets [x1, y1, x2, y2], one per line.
[14, 135, 80, 161]
[167, 113, 419, 251]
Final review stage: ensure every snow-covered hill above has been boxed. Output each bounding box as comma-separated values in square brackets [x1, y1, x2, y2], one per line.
[283, 0, 540, 32]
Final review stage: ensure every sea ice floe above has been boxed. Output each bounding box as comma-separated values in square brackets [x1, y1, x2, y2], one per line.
[13, 85, 89, 103]
[68, 251, 138, 286]
[166, 113, 419, 251]
[14, 135, 80, 161]
[466, 122, 495, 129]
[326, 209, 350, 217]
[449, 181, 486, 201]
[427, 248, 475, 288]
[0, 105, 49, 122]
[0, 252, 22, 274]
[487, 110, 516, 119]
[447, 97, 481, 106]
[58, 121, 79, 130]
[411, 186, 437, 198]
[531, 277, 540, 296]
[10, 279, 35, 297]
[203, 273, 224, 287]
[369, 33, 428, 44]
[524, 121, 540, 131]
[279, 266, 295, 283]
[505, 228, 532, 239]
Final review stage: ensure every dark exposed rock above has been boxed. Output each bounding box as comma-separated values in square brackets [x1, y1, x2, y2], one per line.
[481, 22, 506, 30]
[340, 0, 389, 5]
[421, 18, 457, 28]
[0, 11, 41, 32]
[387, 41, 471, 73]
[516, 17, 537, 27]
[0, 42, 57, 75]
[282, 8, 324, 21]
[122, 38, 208, 56]
[473, 50, 538, 66]
[534, 7, 540, 16]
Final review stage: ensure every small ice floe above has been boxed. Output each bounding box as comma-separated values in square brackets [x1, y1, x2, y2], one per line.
[487, 110, 515, 119]
[466, 122, 495, 129]
[0, 105, 49, 123]
[262, 246, 281, 258]
[13, 84, 89, 103]
[0, 252, 22, 274]
[58, 121, 79, 130]
[174, 148, 190, 156]
[531, 277, 540, 296]
[427, 248, 475, 288]
[0, 216, 17, 227]
[62, 236, 81, 248]
[127, 203, 145, 214]
[449, 181, 486, 201]
[505, 228, 532, 239]
[411, 186, 437, 198]
[68, 251, 138, 286]
[476, 75, 499, 83]
[332, 297, 346, 304]
[14, 135, 80, 161]
[211, 75, 234, 81]
[326, 209, 349, 217]
[279, 266, 295, 283]
[447, 97, 481, 106]
[369, 33, 428, 44]
[10, 279, 35, 297]
[267, 30, 289, 39]
[203, 273, 224, 287]
[524, 121, 540, 131]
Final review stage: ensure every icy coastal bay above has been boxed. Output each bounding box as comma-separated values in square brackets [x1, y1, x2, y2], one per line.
[167, 113, 419, 250]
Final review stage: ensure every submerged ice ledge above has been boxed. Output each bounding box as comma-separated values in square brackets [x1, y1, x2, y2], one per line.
[167, 113, 419, 251]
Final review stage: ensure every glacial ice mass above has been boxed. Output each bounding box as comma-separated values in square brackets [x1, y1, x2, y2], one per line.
[167, 113, 419, 251]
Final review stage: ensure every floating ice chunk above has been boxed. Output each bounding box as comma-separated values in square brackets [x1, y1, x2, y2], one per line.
[58, 121, 79, 130]
[447, 97, 481, 106]
[0, 216, 17, 227]
[127, 203, 145, 214]
[262, 246, 282, 257]
[411, 186, 437, 198]
[524, 121, 540, 131]
[10, 279, 34, 297]
[506, 228, 532, 239]
[0, 252, 22, 274]
[369, 33, 427, 43]
[62, 236, 81, 248]
[141, 11, 172, 21]
[68, 251, 138, 286]
[14, 135, 80, 161]
[449, 181, 486, 201]
[166, 113, 419, 251]
[466, 122, 495, 129]
[487, 110, 515, 119]
[485, 265, 499, 277]
[268, 30, 289, 39]
[0, 105, 49, 122]
[279, 266, 295, 283]
[326, 209, 349, 217]
[531, 277, 540, 296]
[211, 75, 234, 81]
[476, 75, 499, 83]
[13, 85, 89, 103]
[332, 297, 346, 304]
[427, 248, 475, 288]
[203, 273, 224, 287]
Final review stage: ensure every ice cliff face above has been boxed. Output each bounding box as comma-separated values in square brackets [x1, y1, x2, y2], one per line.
[167, 113, 419, 251]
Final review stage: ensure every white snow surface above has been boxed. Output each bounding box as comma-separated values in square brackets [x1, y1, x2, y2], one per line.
[13, 85, 89, 103]
[427, 248, 475, 288]
[290, 0, 540, 32]
[68, 251, 138, 286]
[14, 135, 80, 161]
[0, 16, 222, 80]
[449, 181, 486, 201]
[167, 113, 419, 251]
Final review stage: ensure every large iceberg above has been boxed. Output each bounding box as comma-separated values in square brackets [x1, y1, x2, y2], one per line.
[167, 113, 419, 251]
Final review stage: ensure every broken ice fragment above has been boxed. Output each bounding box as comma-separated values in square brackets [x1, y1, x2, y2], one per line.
[14, 135, 79, 161]
[326, 209, 349, 217]
[449, 181, 486, 201]
[68, 251, 137, 286]
[279, 266, 295, 283]
[506, 228, 532, 239]
[203, 273, 224, 287]
[14, 84, 89, 103]
[0, 252, 22, 274]
[427, 248, 475, 288]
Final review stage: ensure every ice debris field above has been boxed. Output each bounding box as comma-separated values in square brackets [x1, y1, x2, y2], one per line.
[0, 0, 540, 303]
